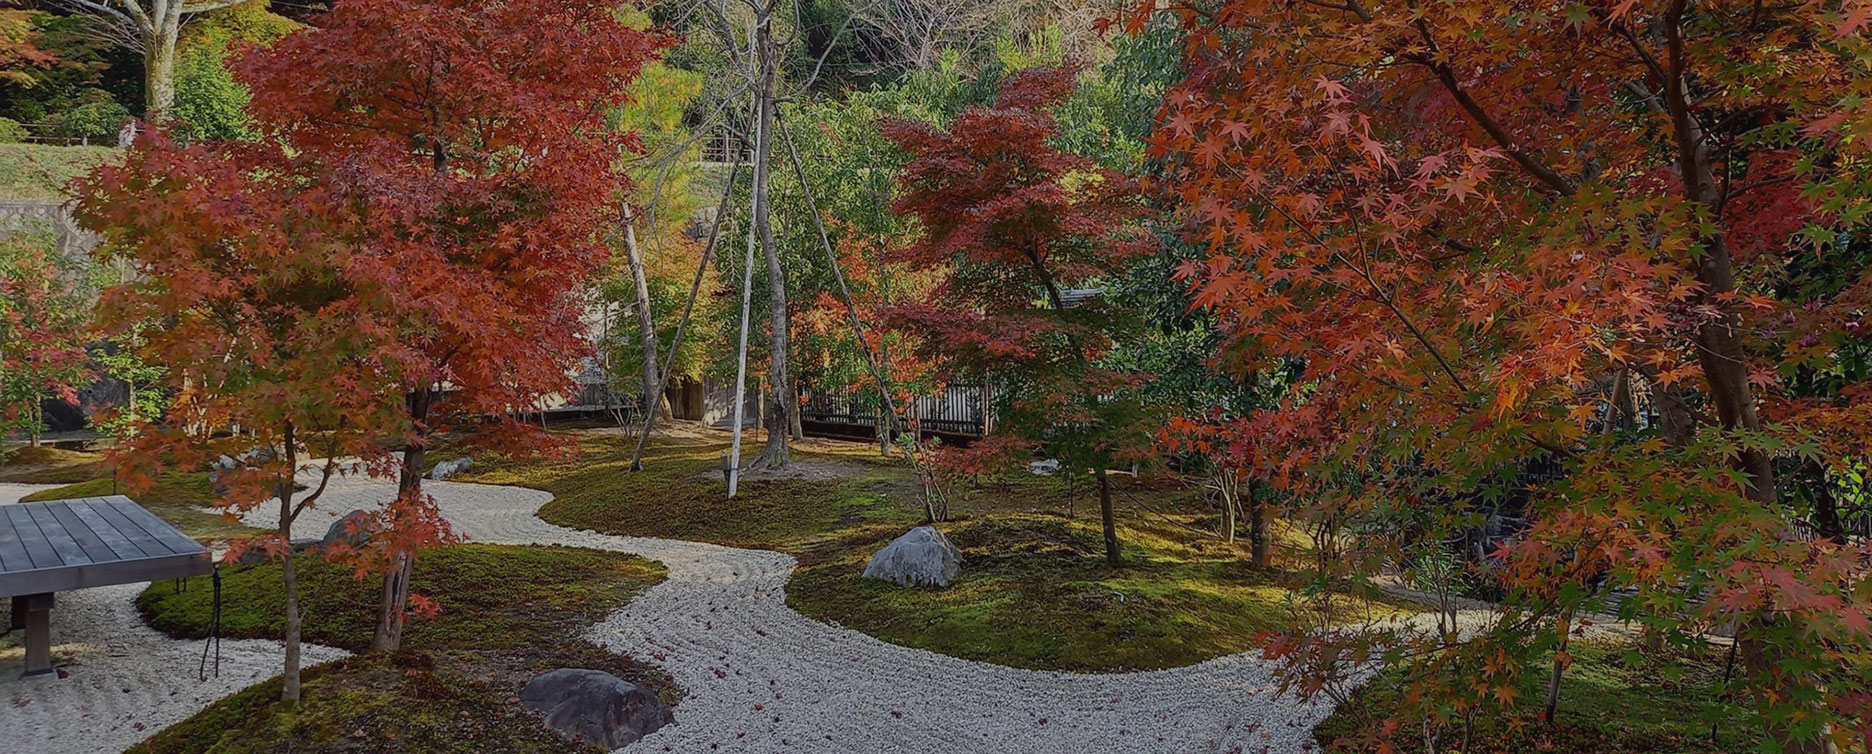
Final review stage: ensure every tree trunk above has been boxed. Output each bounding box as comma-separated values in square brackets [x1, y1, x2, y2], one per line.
[279, 425, 301, 705]
[750, 12, 790, 470]
[1218, 473, 1237, 544]
[144, 24, 179, 121]
[281, 544, 302, 703]
[1248, 482, 1270, 568]
[372, 388, 429, 652]
[1543, 607, 1573, 725]
[621, 205, 667, 454]
[1096, 466, 1121, 568]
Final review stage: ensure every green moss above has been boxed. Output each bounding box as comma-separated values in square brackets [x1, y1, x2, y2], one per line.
[131, 544, 678, 753]
[137, 544, 667, 653]
[787, 515, 1410, 671]
[1313, 641, 1758, 753]
[468, 437, 919, 549]
[130, 645, 674, 754]
[0, 445, 107, 483]
[0, 144, 117, 198]
[21, 472, 260, 541]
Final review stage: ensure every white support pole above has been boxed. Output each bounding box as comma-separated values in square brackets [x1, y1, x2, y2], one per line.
[727, 149, 759, 497]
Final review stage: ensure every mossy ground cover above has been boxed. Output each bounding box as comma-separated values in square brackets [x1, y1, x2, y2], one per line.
[465, 434, 921, 549]
[0, 444, 109, 483]
[1313, 640, 1758, 753]
[131, 543, 674, 754]
[21, 471, 261, 541]
[787, 513, 1410, 671]
[468, 430, 1410, 671]
[0, 144, 117, 199]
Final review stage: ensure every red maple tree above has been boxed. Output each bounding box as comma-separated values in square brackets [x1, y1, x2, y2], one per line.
[1123, 0, 1872, 749]
[884, 66, 1153, 566]
[76, 0, 663, 699]
[0, 240, 88, 450]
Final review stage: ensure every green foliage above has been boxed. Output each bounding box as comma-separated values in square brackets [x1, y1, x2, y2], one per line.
[138, 543, 666, 651]
[56, 99, 128, 141]
[0, 117, 25, 143]
[603, 16, 716, 388]
[171, 1, 298, 142]
[171, 44, 254, 142]
[0, 13, 141, 125]
[90, 325, 171, 441]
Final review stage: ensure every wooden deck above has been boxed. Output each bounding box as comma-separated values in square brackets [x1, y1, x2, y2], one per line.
[1, 496, 212, 675]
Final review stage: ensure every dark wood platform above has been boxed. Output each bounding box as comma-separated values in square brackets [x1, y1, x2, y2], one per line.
[0, 496, 212, 675]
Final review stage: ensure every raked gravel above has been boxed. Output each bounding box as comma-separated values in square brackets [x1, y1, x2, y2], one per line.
[3, 469, 1463, 754]
[246, 471, 1351, 754]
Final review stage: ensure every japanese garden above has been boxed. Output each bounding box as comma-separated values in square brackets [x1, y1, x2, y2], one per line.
[0, 0, 1868, 752]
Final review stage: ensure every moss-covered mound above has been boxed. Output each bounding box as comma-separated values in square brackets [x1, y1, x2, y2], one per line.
[0, 445, 108, 483]
[786, 514, 1409, 671]
[131, 544, 675, 754]
[137, 543, 665, 652]
[465, 436, 921, 549]
[129, 645, 670, 754]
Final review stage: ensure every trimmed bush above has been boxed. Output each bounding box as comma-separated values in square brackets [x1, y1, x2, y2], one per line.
[0, 118, 27, 143]
[57, 100, 130, 142]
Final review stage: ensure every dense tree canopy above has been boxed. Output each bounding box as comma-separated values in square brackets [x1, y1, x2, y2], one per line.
[1123, 0, 1872, 749]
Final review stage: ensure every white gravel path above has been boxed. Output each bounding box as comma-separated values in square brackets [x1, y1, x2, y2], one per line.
[243, 472, 1352, 754]
[0, 482, 350, 754]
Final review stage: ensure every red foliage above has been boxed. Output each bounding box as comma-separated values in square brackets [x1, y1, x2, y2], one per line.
[75, 0, 664, 618]
[1124, 0, 1872, 747]
[882, 67, 1154, 474]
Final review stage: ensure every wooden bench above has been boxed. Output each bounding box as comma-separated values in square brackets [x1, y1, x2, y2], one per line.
[0, 496, 212, 676]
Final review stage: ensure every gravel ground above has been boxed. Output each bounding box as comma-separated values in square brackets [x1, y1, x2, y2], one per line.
[0, 482, 350, 754]
[1, 470, 1479, 754]
[241, 471, 1352, 754]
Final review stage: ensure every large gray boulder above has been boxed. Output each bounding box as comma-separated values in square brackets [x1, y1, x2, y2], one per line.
[861, 526, 962, 587]
[320, 510, 376, 550]
[520, 668, 673, 749]
[428, 457, 472, 481]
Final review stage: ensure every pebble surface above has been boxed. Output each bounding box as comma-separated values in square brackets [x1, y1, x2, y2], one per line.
[4, 472, 1358, 754]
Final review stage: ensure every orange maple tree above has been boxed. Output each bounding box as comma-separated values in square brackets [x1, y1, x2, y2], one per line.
[75, 0, 662, 701]
[1121, 0, 1872, 749]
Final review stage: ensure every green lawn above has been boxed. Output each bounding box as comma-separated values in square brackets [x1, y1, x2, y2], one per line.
[0, 143, 117, 198]
[131, 544, 674, 754]
[463, 432, 1410, 671]
[1313, 640, 1758, 753]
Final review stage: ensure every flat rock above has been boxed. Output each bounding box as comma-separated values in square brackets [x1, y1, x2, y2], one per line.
[861, 526, 962, 587]
[520, 668, 673, 749]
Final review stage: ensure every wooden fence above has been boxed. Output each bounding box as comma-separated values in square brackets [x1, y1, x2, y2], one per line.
[801, 383, 988, 437]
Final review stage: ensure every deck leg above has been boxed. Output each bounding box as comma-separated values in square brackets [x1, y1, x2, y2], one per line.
[8, 595, 24, 631]
[19, 593, 53, 677]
